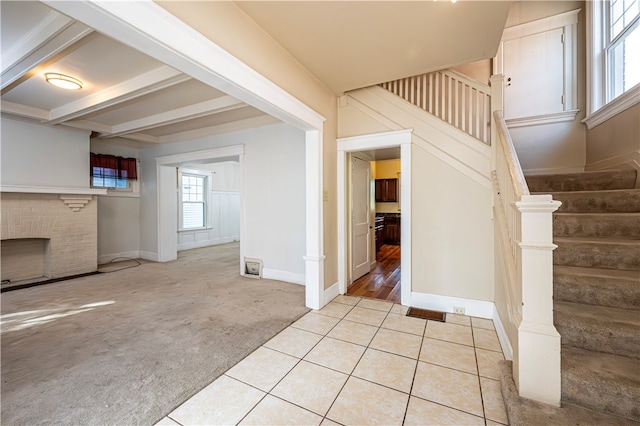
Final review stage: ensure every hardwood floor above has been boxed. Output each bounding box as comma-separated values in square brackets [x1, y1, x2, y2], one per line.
[348, 244, 401, 302]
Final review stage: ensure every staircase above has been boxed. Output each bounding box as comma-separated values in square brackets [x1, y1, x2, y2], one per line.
[526, 169, 640, 422]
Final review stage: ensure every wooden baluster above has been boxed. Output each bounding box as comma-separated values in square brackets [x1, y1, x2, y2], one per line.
[422, 74, 427, 111]
[428, 73, 434, 114]
[447, 75, 452, 124]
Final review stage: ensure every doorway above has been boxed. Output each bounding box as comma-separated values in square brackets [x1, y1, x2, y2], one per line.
[337, 129, 412, 307]
[348, 153, 402, 302]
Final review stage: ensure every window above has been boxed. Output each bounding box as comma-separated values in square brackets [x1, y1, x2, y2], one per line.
[180, 173, 207, 229]
[585, 1, 640, 127]
[90, 153, 138, 191]
[607, 0, 639, 100]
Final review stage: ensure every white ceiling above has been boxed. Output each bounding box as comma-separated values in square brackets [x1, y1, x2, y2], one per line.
[0, 1, 511, 148]
[236, 1, 512, 94]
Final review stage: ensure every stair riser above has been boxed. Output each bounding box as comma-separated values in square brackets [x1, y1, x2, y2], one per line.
[555, 315, 640, 359]
[554, 274, 640, 310]
[562, 365, 640, 422]
[527, 170, 637, 192]
[553, 214, 640, 239]
[553, 191, 640, 213]
[554, 242, 640, 271]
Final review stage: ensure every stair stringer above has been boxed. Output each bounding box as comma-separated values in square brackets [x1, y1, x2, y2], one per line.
[346, 86, 492, 189]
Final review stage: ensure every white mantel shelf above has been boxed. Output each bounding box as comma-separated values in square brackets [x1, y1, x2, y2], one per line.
[0, 185, 107, 195]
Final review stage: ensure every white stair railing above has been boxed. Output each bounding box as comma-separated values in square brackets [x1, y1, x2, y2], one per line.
[380, 69, 491, 144]
[491, 74, 563, 406]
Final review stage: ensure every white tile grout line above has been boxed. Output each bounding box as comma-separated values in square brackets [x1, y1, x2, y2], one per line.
[163, 298, 506, 426]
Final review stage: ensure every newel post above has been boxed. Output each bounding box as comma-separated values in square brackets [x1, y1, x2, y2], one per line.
[514, 194, 562, 406]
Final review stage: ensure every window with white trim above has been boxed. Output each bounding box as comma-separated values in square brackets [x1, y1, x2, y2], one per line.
[179, 172, 207, 230]
[585, 1, 640, 126]
[607, 0, 639, 100]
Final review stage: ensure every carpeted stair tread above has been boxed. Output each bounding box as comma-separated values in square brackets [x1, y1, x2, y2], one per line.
[554, 265, 640, 310]
[554, 213, 640, 239]
[554, 300, 640, 358]
[561, 346, 640, 421]
[554, 237, 640, 271]
[540, 189, 640, 213]
[526, 170, 637, 192]
[500, 360, 639, 425]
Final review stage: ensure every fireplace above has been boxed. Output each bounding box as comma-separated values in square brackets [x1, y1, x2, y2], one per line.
[1, 190, 100, 285]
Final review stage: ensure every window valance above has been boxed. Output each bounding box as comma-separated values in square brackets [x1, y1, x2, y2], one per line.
[90, 153, 137, 180]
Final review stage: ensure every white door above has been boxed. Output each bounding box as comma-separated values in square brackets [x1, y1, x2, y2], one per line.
[503, 28, 564, 120]
[351, 156, 371, 282]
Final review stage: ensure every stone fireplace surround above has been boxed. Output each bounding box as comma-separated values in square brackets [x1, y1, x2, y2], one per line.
[1, 186, 105, 284]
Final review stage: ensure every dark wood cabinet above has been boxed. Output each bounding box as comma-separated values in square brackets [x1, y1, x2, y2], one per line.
[383, 216, 401, 245]
[375, 179, 398, 202]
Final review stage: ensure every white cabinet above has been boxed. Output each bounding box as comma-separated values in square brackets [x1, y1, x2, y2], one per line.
[495, 9, 580, 127]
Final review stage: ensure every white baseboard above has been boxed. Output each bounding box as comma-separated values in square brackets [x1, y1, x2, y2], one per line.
[585, 149, 640, 179]
[98, 250, 140, 265]
[523, 165, 585, 176]
[323, 281, 340, 305]
[410, 292, 494, 319]
[493, 309, 513, 361]
[177, 237, 239, 251]
[139, 251, 159, 262]
[262, 268, 305, 286]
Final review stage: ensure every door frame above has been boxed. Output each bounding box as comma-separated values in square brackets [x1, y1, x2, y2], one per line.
[337, 129, 413, 306]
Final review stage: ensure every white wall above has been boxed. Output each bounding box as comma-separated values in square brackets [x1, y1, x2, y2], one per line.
[90, 140, 141, 263]
[139, 123, 306, 278]
[1, 117, 90, 188]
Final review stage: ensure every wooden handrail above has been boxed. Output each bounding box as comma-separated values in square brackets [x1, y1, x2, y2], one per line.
[493, 110, 530, 198]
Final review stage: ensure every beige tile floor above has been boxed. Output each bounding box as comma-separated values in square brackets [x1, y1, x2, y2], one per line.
[156, 295, 508, 426]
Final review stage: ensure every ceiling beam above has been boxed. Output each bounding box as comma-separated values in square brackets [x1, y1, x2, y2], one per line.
[1, 100, 50, 121]
[45, 66, 190, 125]
[2, 16, 92, 90]
[158, 114, 281, 144]
[100, 96, 246, 138]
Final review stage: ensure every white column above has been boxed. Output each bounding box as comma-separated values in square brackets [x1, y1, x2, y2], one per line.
[514, 194, 562, 406]
[305, 129, 324, 310]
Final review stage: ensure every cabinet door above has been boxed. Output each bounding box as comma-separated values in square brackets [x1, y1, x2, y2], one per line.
[375, 179, 398, 202]
[375, 179, 385, 202]
[386, 179, 398, 202]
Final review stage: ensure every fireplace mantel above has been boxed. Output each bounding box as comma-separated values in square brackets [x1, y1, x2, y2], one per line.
[0, 185, 107, 195]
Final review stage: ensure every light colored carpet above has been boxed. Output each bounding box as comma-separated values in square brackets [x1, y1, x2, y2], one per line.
[1, 242, 310, 425]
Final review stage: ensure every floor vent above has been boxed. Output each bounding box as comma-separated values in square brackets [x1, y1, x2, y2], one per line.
[244, 258, 263, 279]
[406, 307, 446, 322]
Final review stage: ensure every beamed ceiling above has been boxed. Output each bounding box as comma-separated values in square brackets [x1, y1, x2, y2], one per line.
[0, 1, 511, 148]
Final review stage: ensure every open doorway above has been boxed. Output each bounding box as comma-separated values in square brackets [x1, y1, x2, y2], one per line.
[337, 129, 412, 306]
[176, 161, 240, 252]
[348, 150, 402, 302]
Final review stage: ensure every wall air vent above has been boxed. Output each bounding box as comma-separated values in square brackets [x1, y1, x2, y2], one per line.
[244, 257, 263, 279]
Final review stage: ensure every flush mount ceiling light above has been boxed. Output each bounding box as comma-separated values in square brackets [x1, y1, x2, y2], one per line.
[44, 73, 83, 90]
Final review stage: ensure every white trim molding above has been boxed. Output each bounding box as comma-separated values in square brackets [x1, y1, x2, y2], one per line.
[583, 85, 640, 129]
[493, 309, 514, 361]
[1, 185, 106, 195]
[337, 129, 413, 306]
[262, 268, 306, 286]
[585, 150, 640, 182]
[323, 282, 341, 306]
[410, 292, 495, 319]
